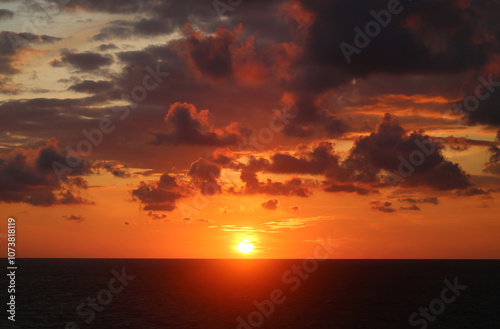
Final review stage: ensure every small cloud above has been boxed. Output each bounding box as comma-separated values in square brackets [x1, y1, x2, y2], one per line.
[146, 211, 167, 220]
[400, 204, 421, 211]
[196, 218, 214, 223]
[457, 187, 491, 197]
[291, 206, 299, 211]
[261, 199, 279, 210]
[398, 197, 439, 205]
[371, 201, 396, 213]
[63, 215, 84, 222]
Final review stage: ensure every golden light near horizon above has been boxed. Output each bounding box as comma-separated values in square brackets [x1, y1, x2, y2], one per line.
[237, 240, 254, 254]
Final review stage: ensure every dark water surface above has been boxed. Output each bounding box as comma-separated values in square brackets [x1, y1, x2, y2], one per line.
[1, 259, 499, 329]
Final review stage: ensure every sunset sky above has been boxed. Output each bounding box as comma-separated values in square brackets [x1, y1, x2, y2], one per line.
[1, 0, 499, 259]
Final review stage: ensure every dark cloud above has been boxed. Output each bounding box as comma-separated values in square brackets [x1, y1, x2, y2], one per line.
[97, 43, 118, 51]
[188, 158, 221, 195]
[91, 20, 134, 41]
[465, 74, 500, 126]
[0, 97, 110, 151]
[50, 49, 114, 71]
[93, 161, 131, 178]
[146, 211, 167, 220]
[484, 145, 500, 175]
[280, 0, 495, 137]
[237, 159, 312, 197]
[69, 80, 114, 94]
[151, 102, 242, 147]
[0, 31, 62, 75]
[324, 183, 378, 195]
[68, 0, 222, 40]
[63, 214, 85, 222]
[131, 173, 186, 211]
[0, 139, 92, 206]
[184, 27, 234, 80]
[457, 187, 491, 197]
[0, 9, 14, 21]
[68, 176, 88, 189]
[343, 114, 472, 190]
[133, 17, 175, 36]
[298, 0, 492, 76]
[371, 201, 396, 213]
[63, 0, 154, 13]
[401, 204, 420, 211]
[261, 199, 279, 210]
[267, 142, 342, 175]
[399, 197, 439, 205]
[282, 96, 350, 138]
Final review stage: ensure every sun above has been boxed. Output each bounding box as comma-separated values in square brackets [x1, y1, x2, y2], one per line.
[237, 239, 254, 254]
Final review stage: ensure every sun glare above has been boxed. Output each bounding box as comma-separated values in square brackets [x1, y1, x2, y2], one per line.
[237, 240, 254, 253]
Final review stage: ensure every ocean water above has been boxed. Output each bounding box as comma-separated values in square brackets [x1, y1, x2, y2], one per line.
[1, 259, 499, 329]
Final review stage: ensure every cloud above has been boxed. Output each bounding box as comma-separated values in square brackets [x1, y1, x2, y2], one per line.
[184, 27, 235, 80]
[484, 145, 500, 175]
[184, 217, 214, 224]
[91, 20, 134, 41]
[93, 161, 131, 178]
[457, 187, 491, 197]
[69, 80, 113, 94]
[146, 211, 167, 220]
[241, 175, 311, 198]
[151, 102, 242, 146]
[97, 43, 118, 51]
[232, 156, 312, 197]
[131, 173, 188, 211]
[0, 31, 62, 75]
[297, 0, 492, 76]
[80, 1, 221, 40]
[267, 141, 342, 175]
[63, 214, 84, 222]
[0, 138, 93, 206]
[281, 94, 350, 138]
[50, 49, 114, 71]
[344, 114, 472, 190]
[0, 9, 14, 21]
[188, 158, 221, 195]
[277, 0, 495, 138]
[323, 183, 378, 195]
[371, 201, 396, 213]
[401, 204, 420, 211]
[261, 198, 278, 210]
[466, 74, 500, 126]
[399, 197, 439, 205]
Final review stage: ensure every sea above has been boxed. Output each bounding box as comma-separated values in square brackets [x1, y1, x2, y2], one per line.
[1, 259, 499, 329]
